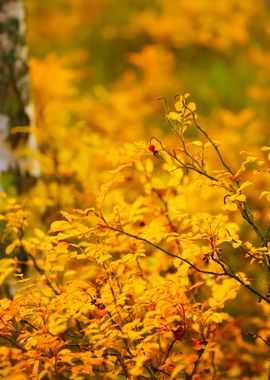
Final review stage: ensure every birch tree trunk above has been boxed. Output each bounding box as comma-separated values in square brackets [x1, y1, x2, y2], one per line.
[0, 0, 39, 194]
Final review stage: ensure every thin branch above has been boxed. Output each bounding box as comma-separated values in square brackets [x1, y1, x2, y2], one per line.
[21, 319, 38, 331]
[97, 212, 270, 304]
[240, 204, 266, 246]
[183, 102, 234, 176]
[98, 214, 226, 277]
[166, 117, 203, 171]
[25, 252, 60, 296]
[152, 137, 219, 182]
[265, 224, 270, 245]
[183, 102, 268, 248]
[164, 100, 269, 261]
[186, 347, 205, 380]
[0, 335, 26, 352]
[161, 338, 177, 368]
[211, 257, 270, 304]
[158, 96, 169, 114]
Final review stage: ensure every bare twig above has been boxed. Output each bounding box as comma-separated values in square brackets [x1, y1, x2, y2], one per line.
[183, 101, 234, 176]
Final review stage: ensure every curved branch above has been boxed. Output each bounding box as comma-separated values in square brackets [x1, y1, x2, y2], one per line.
[98, 213, 226, 277]
[97, 212, 270, 304]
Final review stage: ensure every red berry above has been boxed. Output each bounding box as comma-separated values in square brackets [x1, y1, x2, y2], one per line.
[173, 326, 185, 341]
[148, 145, 156, 152]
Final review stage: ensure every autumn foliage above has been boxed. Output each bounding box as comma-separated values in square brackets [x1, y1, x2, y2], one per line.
[1, 1, 270, 379]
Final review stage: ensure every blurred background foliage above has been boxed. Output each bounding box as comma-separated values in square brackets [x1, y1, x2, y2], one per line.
[23, 0, 270, 217]
[0, 1, 269, 377]
[26, 0, 270, 110]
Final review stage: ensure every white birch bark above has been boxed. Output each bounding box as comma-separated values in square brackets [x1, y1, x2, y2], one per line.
[0, 0, 40, 193]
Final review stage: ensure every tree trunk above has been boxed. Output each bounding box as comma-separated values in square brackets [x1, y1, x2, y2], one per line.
[0, 0, 39, 193]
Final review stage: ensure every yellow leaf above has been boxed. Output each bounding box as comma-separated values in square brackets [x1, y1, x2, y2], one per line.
[129, 355, 147, 376]
[87, 357, 103, 366]
[223, 202, 238, 211]
[5, 240, 20, 255]
[246, 155, 258, 162]
[260, 191, 270, 201]
[209, 278, 240, 307]
[175, 100, 183, 111]
[127, 330, 142, 341]
[238, 181, 252, 191]
[166, 233, 179, 243]
[32, 360, 39, 377]
[60, 211, 74, 222]
[167, 112, 181, 122]
[234, 194, 246, 202]
[170, 363, 185, 379]
[48, 315, 68, 335]
[210, 312, 230, 323]
[0, 298, 11, 310]
[187, 102, 196, 111]
[190, 140, 203, 147]
[54, 265, 65, 272]
[57, 349, 73, 364]
[64, 270, 77, 278]
[5, 375, 28, 380]
[34, 228, 46, 239]
[232, 241, 242, 248]
[50, 220, 71, 232]
[145, 158, 153, 173]
[0, 259, 15, 285]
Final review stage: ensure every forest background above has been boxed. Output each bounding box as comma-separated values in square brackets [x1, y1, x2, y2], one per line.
[1, 0, 270, 379]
